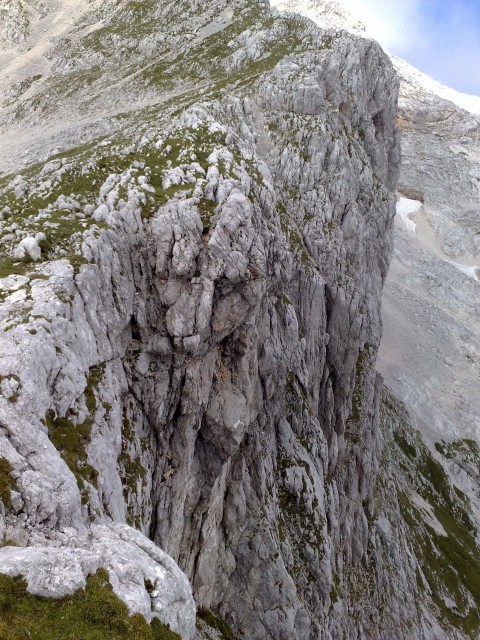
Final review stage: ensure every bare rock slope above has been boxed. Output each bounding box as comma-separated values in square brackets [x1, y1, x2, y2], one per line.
[379, 56, 480, 444]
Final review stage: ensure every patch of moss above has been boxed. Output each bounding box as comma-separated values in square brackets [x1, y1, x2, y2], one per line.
[45, 408, 98, 492]
[345, 346, 371, 445]
[0, 373, 21, 403]
[322, 220, 335, 237]
[399, 491, 480, 636]
[436, 438, 480, 476]
[284, 371, 311, 422]
[1, 2, 314, 262]
[417, 452, 454, 509]
[68, 253, 89, 275]
[5, 74, 42, 106]
[0, 258, 31, 279]
[0, 204, 98, 279]
[329, 573, 343, 607]
[198, 610, 235, 640]
[198, 198, 218, 234]
[0, 540, 18, 549]
[393, 431, 417, 459]
[346, 551, 379, 609]
[0, 568, 180, 640]
[140, 3, 307, 96]
[276, 445, 324, 587]
[44, 365, 105, 503]
[144, 579, 154, 594]
[0, 458, 16, 511]
[385, 389, 480, 636]
[276, 200, 316, 272]
[321, 34, 334, 49]
[84, 364, 105, 416]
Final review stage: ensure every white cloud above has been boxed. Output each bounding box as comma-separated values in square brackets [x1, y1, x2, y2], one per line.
[335, 0, 480, 96]
[335, 0, 423, 53]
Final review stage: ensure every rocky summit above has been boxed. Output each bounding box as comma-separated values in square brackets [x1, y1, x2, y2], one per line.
[0, 1, 479, 639]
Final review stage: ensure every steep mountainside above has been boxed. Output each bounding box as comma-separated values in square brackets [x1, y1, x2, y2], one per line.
[273, 0, 480, 636]
[378, 56, 480, 443]
[272, 0, 480, 444]
[0, 1, 479, 640]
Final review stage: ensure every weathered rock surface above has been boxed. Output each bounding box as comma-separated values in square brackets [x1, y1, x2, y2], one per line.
[0, 0, 479, 639]
[272, 0, 480, 447]
[0, 521, 196, 635]
[271, 2, 480, 638]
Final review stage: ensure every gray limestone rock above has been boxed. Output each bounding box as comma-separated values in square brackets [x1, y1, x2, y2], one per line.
[0, 523, 196, 639]
[1, 1, 477, 639]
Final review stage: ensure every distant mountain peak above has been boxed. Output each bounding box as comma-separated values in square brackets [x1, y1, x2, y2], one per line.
[270, 0, 480, 115]
[270, 0, 366, 34]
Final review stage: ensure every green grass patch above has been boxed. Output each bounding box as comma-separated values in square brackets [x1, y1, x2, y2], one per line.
[399, 491, 480, 636]
[44, 365, 105, 504]
[0, 568, 180, 640]
[393, 431, 417, 459]
[0, 458, 16, 511]
[345, 347, 371, 445]
[0, 373, 21, 403]
[436, 439, 480, 475]
[276, 443, 324, 587]
[197, 609, 235, 640]
[119, 408, 147, 526]
[0, 257, 32, 279]
[276, 201, 316, 272]
[386, 388, 480, 636]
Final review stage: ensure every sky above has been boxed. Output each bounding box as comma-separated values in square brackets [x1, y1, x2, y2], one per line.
[336, 0, 480, 96]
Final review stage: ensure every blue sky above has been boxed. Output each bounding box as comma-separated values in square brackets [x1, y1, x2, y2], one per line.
[338, 0, 480, 95]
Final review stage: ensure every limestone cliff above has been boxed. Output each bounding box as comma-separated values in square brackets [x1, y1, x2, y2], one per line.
[0, 1, 478, 639]
[269, 3, 480, 639]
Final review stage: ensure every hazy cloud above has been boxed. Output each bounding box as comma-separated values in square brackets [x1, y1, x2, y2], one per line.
[336, 0, 480, 95]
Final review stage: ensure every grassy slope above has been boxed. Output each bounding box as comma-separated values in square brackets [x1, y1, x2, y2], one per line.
[0, 568, 180, 640]
[383, 391, 480, 638]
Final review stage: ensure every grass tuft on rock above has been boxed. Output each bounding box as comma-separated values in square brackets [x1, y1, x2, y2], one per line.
[43, 365, 105, 504]
[0, 568, 180, 640]
[0, 458, 15, 511]
[197, 609, 235, 640]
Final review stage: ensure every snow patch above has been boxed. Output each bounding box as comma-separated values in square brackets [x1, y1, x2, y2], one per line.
[449, 262, 480, 282]
[396, 197, 422, 233]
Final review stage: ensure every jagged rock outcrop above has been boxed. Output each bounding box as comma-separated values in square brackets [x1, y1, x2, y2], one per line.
[1, 1, 479, 639]
[0, 521, 195, 633]
[271, 0, 480, 446]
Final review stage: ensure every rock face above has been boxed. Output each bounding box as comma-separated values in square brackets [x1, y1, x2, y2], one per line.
[272, 0, 480, 447]
[0, 1, 479, 639]
[270, 2, 480, 639]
